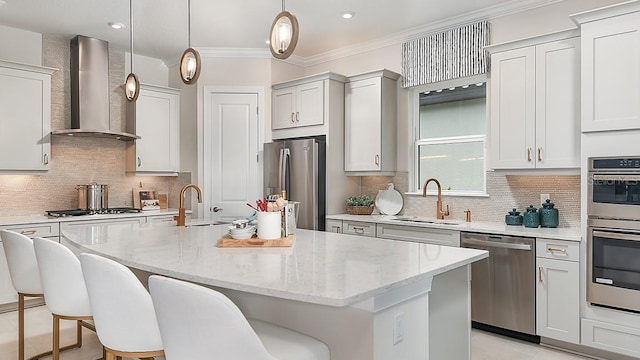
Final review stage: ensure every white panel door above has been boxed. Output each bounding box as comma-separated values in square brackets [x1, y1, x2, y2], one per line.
[208, 93, 259, 222]
[296, 80, 324, 127]
[272, 87, 295, 130]
[345, 77, 382, 171]
[535, 38, 580, 168]
[489, 47, 536, 169]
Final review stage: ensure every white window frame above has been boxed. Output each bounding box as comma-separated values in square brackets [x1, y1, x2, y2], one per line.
[407, 74, 488, 197]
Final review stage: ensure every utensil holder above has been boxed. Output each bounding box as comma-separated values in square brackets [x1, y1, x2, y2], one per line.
[257, 212, 281, 239]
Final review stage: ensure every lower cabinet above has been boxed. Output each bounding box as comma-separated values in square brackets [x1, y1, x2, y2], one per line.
[581, 318, 640, 358]
[343, 221, 376, 237]
[535, 238, 580, 343]
[326, 219, 343, 233]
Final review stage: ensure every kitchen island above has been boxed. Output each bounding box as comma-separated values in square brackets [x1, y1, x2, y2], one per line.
[61, 221, 487, 360]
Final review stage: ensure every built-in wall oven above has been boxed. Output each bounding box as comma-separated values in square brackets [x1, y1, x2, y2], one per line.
[587, 157, 640, 313]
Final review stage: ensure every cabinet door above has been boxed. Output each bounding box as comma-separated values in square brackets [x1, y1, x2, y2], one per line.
[326, 219, 343, 233]
[490, 47, 536, 169]
[345, 77, 382, 171]
[272, 86, 295, 130]
[535, 38, 580, 168]
[343, 221, 375, 237]
[581, 12, 640, 132]
[296, 80, 324, 127]
[134, 86, 180, 173]
[0, 65, 52, 171]
[536, 257, 580, 344]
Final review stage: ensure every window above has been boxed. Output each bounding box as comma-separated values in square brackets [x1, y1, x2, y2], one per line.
[414, 80, 487, 196]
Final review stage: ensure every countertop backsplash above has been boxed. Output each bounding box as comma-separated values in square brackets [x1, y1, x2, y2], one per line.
[361, 172, 580, 229]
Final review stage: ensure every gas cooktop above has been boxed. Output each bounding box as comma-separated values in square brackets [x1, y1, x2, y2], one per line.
[46, 208, 141, 217]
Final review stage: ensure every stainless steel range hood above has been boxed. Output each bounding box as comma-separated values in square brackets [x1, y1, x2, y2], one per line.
[51, 35, 139, 141]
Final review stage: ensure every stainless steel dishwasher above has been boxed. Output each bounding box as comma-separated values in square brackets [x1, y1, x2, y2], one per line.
[461, 232, 537, 340]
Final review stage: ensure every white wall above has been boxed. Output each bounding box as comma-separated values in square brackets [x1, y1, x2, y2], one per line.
[0, 25, 42, 65]
[125, 52, 170, 86]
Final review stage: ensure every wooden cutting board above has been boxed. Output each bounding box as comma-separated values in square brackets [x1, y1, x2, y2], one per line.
[217, 234, 294, 248]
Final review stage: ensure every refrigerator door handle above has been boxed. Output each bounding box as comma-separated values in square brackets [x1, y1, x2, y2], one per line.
[279, 148, 290, 193]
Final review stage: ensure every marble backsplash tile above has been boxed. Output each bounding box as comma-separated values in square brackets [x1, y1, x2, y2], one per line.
[361, 172, 581, 228]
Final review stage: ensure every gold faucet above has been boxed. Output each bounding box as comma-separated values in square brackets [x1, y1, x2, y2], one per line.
[422, 178, 450, 220]
[174, 184, 202, 226]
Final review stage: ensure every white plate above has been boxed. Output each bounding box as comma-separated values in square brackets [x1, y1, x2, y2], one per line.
[375, 183, 403, 215]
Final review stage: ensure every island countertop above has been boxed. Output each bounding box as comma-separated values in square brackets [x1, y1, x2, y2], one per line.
[61, 221, 487, 307]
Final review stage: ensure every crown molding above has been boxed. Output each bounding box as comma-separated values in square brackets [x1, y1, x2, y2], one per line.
[303, 0, 563, 67]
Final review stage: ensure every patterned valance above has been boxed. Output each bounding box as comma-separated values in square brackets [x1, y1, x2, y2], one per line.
[401, 21, 490, 88]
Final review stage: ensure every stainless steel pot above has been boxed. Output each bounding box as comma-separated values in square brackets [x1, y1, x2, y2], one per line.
[76, 183, 108, 210]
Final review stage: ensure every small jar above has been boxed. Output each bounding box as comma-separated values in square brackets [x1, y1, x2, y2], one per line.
[523, 205, 540, 228]
[540, 199, 559, 228]
[505, 208, 523, 226]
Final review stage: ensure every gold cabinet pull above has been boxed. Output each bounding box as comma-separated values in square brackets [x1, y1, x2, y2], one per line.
[20, 230, 36, 236]
[295, 112, 299, 122]
[375, 154, 380, 166]
[137, 157, 142, 167]
[353, 226, 364, 234]
[538, 147, 543, 161]
[43, 153, 49, 165]
[538, 266, 543, 283]
[547, 247, 567, 255]
[527, 147, 532, 162]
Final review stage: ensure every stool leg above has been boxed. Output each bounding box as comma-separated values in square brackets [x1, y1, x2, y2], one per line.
[76, 319, 83, 348]
[53, 315, 60, 360]
[18, 293, 25, 360]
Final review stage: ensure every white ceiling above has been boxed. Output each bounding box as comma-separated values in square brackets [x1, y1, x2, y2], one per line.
[0, 0, 559, 62]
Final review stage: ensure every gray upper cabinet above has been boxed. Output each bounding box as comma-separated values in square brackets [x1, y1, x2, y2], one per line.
[0, 61, 56, 171]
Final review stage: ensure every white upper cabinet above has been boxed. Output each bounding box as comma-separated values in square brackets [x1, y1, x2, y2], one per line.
[488, 31, 580, 170]
[0, 61, 56, 171]
[273, 80, 324, 130]
[572, 3, 640, 132]
[344, 69, 399, 175]
[126, 84, 180, 175]
[271, 72, 347, 140]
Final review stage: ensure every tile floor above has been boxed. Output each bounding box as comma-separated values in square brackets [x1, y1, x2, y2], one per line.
[0, 305, 592, 360]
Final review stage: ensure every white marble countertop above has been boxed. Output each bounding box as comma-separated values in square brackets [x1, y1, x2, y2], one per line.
[61, 221, 488, 307]
[327, 214, 582, 242]
[0, 209, 181, 226]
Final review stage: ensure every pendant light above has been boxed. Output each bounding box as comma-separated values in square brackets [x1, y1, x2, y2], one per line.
[180, 0, 201, 84]
[125, 0, 140, 102]
[269, 0, 299, 60]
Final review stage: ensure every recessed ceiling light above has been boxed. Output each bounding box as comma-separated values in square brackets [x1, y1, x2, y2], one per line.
[108, 22, 125, 30]
[342, 11, 355, 19]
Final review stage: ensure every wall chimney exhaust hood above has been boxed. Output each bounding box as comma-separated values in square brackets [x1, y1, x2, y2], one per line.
[51, 35, 139, 141]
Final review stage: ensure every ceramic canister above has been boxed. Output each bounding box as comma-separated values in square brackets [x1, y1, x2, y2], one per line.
[540, 199, 559, 228]
[505, 208, 523, 226]
[523, 205, 540, 228]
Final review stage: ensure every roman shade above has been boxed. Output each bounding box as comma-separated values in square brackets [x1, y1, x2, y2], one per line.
[401, 21, 490, 88]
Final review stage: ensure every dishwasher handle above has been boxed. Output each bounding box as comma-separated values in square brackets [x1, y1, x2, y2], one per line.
[462, 237, 532, 251]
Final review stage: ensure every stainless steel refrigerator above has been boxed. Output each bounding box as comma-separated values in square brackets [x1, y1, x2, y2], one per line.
[263, 136, 326, 231]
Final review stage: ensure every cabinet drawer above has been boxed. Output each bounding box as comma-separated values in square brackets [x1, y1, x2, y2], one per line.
[581, 318, 640, 358]
[326, 220, 343, 233]
[0, 222, 59, 238]
[536, 238, 579, 262]
[343, 221, 375, 237]
[376, 224, 460, 247]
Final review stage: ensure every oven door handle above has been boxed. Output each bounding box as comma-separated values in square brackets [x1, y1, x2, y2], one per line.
[593, 230, 640, 242]
[592, 174, 640, 182]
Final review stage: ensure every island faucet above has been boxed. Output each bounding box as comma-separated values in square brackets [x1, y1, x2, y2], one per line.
[174, 184, 202, 226]
[422, 178, 450, 220]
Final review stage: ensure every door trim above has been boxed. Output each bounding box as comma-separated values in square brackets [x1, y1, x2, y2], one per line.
[200, 86, 265, 220]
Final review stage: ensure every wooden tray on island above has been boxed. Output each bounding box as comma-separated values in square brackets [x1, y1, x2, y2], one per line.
[217, 234, 294, 248]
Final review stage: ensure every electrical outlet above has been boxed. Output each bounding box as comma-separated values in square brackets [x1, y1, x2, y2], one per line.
[540, 193, 550, 205]
[393, 312, 404, 345]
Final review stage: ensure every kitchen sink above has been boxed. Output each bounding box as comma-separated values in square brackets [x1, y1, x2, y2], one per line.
[392, 216, 463, 226]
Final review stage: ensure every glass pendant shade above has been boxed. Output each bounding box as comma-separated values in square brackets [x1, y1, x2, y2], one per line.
[269, 11, 299, 59]
[180, 47, 201, 84]
[125, 72, 140, 101]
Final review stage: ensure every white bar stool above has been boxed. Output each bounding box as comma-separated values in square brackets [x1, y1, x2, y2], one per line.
[1, 229, 85, 360]
[79, 253, 164, 360]
[33, 237, 96, 360]
[148, 275, 331, 360]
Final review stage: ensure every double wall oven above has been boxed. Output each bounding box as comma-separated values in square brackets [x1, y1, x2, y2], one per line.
[587, 157, 640, 313]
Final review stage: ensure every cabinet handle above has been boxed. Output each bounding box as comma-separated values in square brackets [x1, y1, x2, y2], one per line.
[547, 247, 566, 255]
[137, 157, 142, 167]
[527, 147, 532, 162]
[43, 153, 49, 165]
[20, 230, 36, 236]
[291, 112, 295, 123]
[353, 226, 364, 234]
[375, 154, 380, 166]
[538, 147, 543, 162]
[538, 266, 543, 283]
[295, 112, 299, 122]
[332, 225, 341, 233]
